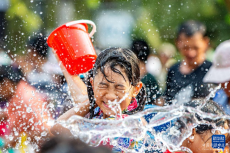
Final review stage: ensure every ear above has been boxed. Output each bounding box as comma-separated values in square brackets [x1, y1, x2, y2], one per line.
[188, 128, 196, 143]
[132, 82, 143, 97]
[203, 36, 210, 44]
[224, 120, 229, 130]
[90, 77, 94, 90]
[203, 36, 210, 52]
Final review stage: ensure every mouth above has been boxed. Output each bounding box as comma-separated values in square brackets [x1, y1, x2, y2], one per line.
[103, 101, 110, 109]
[103, 101, 116, 109]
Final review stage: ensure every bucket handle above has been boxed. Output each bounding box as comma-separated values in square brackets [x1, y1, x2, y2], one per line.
[66, 20, 96, 38]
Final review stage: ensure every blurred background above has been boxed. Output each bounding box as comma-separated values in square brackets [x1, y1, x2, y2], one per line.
[0, 0, 229, 91]
[1, 0, 230, 54]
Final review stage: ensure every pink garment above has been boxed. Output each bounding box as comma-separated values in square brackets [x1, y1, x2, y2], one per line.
[0, 121, 9, 136]
[6, 81, 51, 136]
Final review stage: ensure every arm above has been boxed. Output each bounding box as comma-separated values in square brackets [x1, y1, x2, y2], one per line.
[51, 50, 91, 136]
[60, 63, 88, 104]
[50, 100, 90, 136]
[54, 50, 88, 104]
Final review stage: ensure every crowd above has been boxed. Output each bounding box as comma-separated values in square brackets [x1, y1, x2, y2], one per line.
[0, 19, 229, 153]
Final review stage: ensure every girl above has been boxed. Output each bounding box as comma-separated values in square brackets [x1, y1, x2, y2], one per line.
[51, 47, 146, 151]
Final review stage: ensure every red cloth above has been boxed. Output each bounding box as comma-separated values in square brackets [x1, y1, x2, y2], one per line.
[0, 121, 9, 136]
[164, 150, 183, 153]
[6, 81, 52, 136]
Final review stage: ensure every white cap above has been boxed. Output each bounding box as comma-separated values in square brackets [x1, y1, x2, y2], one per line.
[203, 40, 230, 83]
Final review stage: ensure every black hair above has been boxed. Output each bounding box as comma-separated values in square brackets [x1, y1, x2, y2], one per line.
[28, 33, 48, 58]
[184, 98, 226, 134]
[0, 65, 24, 84]
[40, 136, 112, 153]
[87, 47, 146, 119]
[131, 39, 150, 62]
[177, 20, 207, 38]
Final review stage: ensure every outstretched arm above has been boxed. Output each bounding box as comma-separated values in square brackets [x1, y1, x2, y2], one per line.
[50, 100, 90, 136]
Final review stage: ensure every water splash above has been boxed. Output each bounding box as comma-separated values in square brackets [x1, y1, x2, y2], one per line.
[54, 99, 230, 152]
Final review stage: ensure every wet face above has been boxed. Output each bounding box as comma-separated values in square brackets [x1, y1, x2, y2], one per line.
[176, 33, 209, 66]
[90, 65, 142, 118]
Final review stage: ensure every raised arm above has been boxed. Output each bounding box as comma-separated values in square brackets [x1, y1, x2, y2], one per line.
[51, 50, 91, 136]
[60, 63, 88, 104]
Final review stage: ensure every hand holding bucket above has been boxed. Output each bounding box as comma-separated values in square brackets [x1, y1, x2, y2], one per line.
[47, 20, 97, 75]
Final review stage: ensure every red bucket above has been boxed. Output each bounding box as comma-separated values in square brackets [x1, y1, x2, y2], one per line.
[47, 20, 97, 75]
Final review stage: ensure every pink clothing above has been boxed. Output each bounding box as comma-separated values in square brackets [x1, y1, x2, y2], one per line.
[0, 121, 9, 136]
[6, 81, 51, 136]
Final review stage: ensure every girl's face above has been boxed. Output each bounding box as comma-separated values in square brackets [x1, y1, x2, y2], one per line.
[90, 65, 142, 118]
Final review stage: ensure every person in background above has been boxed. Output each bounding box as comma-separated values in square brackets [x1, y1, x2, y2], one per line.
[162, 20, 212, 105]
[203, 40, 230, 115]
[24, 33, 52, 90]
[40, 136, 112, 153]
[17, 33, 73, 119]
[147, 43, 177, 91]
[164, 99, 229, 153]
[0, 65, 52, 151]
[131, 39, 160, 105]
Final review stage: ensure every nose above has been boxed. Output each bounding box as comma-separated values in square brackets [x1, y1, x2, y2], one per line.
[104, 90, 117, 102]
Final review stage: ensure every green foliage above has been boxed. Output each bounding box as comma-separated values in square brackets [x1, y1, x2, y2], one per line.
[136, 0, 230, 49]
[5, 0, 42, 54]
[86, 0, 101, 10]
[4, 0, 230, 54]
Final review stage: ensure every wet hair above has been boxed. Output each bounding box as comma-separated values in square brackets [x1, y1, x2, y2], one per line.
[184, 98, 226, 134]
[40, 136, 112, 153]
[0, 65, 24, 84]
[131, 39, 150, 62]
[177, 20, 207, 38]
[28, 33, 48, 58]
[87, 47, 146, 119]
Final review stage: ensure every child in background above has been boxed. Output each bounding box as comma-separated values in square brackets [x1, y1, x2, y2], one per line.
[181, 99, 229, 153]
[131, 39, 160, 105]
[51, 47, 147, 152]
[164, 99, 229, 153]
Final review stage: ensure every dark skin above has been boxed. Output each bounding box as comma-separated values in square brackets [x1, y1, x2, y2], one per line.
[0, 79, 14, 122]
[0, 79, 16, 101]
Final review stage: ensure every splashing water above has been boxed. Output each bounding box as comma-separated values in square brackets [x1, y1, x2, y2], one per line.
[55, 88, 230, 152]
[199, 84, 221, 110]
[106, 92, 129, 119]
